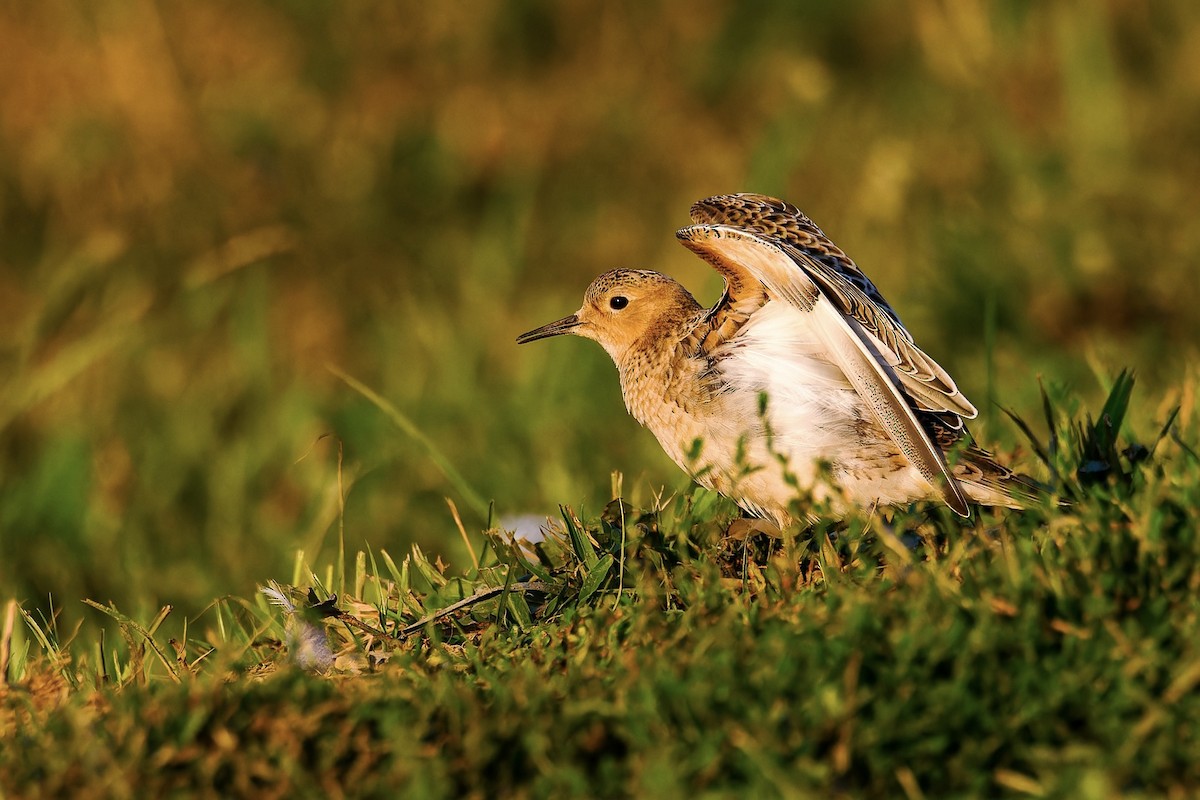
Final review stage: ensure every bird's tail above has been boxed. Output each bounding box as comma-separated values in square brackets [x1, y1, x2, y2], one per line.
[955, 446, 1047, 509]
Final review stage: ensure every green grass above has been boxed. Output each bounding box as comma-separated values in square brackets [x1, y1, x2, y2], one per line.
[3, 376, 1199, 797]
[2, 2, 1200, 797]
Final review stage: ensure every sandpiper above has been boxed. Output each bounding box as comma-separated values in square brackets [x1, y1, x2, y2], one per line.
[517, 193, 1035, 524]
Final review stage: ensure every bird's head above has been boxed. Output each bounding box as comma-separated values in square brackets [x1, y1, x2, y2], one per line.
[516, 269, 700, 363]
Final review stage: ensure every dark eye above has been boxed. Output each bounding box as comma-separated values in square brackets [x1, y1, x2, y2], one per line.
[609, 296, 629, 310]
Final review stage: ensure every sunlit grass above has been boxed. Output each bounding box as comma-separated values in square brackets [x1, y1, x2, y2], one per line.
[3, 373, 1199, 795]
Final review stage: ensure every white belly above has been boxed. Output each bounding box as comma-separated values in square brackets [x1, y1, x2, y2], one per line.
[709, 301, 931, 517]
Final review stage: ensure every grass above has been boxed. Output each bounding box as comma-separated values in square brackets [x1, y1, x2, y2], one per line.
[2, 1, 1200, 797]
[3, 374, 1200, 797]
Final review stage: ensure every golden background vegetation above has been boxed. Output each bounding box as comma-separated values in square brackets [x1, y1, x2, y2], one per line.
[1, 1, 1197, 617]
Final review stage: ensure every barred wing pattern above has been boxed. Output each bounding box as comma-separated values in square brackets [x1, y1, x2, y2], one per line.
[688, 194, 978, 426]
[676, 220, 971, 516]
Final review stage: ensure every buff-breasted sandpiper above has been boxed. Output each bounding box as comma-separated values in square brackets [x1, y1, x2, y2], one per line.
[517, 193, 1035, 525]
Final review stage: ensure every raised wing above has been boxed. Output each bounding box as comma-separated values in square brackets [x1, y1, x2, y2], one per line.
[689, 193, 977, 424]
[677, 222, 970, 516]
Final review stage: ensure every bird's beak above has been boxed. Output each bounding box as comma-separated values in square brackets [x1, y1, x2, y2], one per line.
[516, 313, 582, 344]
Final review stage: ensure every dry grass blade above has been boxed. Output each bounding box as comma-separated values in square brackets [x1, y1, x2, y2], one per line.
[328, 365, 490, 518]
[82, 601, 181, 685]
[0, 600, 15, 685]
[396, 581, 550, 638]
[447, 498, 479, 572]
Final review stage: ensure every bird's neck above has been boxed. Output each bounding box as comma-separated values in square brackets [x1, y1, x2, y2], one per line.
[616, 347, 666, 426]
[615, 313, 705, 428]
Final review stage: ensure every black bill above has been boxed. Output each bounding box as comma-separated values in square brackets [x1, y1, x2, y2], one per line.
[516, 314, 581, 344]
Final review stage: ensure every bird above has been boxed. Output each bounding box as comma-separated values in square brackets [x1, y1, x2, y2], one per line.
[516, 193, 1036, 525]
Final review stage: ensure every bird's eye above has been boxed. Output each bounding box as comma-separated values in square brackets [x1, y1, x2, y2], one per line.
[609, 296, 629, 310]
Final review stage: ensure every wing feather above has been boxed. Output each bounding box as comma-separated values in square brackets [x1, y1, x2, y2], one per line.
[691, 193, 977, 422]
[678, 224, 970, 516]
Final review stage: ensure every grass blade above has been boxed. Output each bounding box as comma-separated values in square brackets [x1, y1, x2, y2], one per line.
[561, 506, 599, 569]
[328, 365, 489, 518]
[82, 601, 180, 684]
[578, 554, 614, 604]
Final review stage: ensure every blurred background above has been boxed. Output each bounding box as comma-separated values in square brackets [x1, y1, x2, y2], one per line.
[1, 1, 1197, 622]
